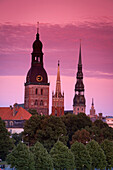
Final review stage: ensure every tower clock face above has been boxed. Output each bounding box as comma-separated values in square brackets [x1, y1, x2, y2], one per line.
[36, 75, 43, 82]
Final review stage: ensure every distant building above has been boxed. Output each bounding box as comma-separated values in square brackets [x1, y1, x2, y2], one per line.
[73, 43, 86, 114]
[52, 61, 64, 116]
[24, 29, 49, 115]
[89, 98, 98, 122]
[0, 103, 31, 134]
[106, 116, 113, 128]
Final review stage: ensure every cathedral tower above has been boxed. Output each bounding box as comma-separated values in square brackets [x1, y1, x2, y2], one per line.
[73, 43, 86, 114]
[24, 27, 49, 115]
[52, 61, 64, 116]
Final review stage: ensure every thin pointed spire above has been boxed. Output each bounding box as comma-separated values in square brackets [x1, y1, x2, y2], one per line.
[37, 22, 39, 33]
[92, 98, 94, 106]
[78, 40, 82, 65]
[55, 60, 61, 97]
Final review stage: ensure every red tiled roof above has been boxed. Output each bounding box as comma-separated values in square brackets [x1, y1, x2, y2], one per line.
[0, 106, 32, 120]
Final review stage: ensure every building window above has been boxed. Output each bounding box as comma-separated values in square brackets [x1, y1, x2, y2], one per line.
[38, 57, 40, 62]
[77, 108, 79, 111]
[34, 100, 38, 105]
[81, 108, 83, 111]
[40, 100, 43, 106]
[10, 121, 13, 127]
[55, 109, 57, 116]
[36, 88, 38, 94]
[35, 56, 37, 61]
[5, 121, 8, 126]
[41, 89, 43, 95]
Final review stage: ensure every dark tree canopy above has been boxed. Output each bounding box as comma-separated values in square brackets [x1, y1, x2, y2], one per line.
[37, 115, 68, 151]
[71, 129, 90, 145]
[71, 141, 91, 170]
[0, 117, 14, 160]
[50, 141, 75, 170]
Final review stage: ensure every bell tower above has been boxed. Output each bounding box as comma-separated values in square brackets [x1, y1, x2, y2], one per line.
[52, 61, 64, 116]
[73, 43, 86, 114]
[24, 25, 49, 115]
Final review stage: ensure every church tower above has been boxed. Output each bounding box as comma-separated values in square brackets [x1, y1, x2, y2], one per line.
[52, 61, 64, 116]
[90, 98, 96, 117]
[24, 26, 49, 115]
[73, 43, 86, 114]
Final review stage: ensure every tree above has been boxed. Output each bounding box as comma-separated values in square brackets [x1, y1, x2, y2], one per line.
[6, 142, 35, 170]
[12, 132, 22, 146]
[101, 139, 113, 170]
[0, 117, 13, 160]
[28, 109, 39, 115]
[94, 119, 108, 129]
[76, 113, 92, 130]
[71, 141, 91, 170]
[86, 140, 106, 170]
[71, 129, 90, 145]
[50, 141, 75, 170]
[36, 116, 68, 151]
[23, 114, 45, 145]
[31, 141, 53, 170]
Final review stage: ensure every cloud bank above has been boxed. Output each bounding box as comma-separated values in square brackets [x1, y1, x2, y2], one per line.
[0, 22, 113, 79]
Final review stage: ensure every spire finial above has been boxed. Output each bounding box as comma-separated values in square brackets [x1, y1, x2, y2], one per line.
[58, 60, 60, 66]
[92, 98, 94, 106]
[37, 22, 39, 34]
[79, 39, 82, 65]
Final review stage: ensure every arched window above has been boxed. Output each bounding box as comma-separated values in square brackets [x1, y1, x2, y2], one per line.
[34, 100, 38, 105]
[40, 100, 43, 106]
[38, 57, 40, 62]
[41, 89, 43, 95]
[36, 88, 38, 95]
[10, 121, 13, 127]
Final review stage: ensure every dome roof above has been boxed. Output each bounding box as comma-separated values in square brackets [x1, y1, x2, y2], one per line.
[32, 33, 43, 53]
[26, 66, 48, 84]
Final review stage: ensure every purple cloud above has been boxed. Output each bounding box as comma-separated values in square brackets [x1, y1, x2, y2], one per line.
[0, 22, 113, 79]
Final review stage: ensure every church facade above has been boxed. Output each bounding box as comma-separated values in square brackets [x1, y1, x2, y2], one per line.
[24, 30, 49, 115]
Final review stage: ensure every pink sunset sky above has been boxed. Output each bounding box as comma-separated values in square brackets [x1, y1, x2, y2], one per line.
[0, 0, 113, 116]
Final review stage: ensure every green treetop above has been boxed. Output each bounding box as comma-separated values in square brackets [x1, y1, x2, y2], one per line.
[6, 142, 35, 170]
[50, 141, 75, 170]
[71, 141, 91, 170]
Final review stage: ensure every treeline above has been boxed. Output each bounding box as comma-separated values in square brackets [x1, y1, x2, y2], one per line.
[1, 113, 113, 169]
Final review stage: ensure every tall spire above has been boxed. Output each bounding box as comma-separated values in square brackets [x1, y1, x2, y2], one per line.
[92, 98, 94, 106]
[78, 40, 82, 65]
[55, 60, 61, 97]
[37, 22, 39, 33]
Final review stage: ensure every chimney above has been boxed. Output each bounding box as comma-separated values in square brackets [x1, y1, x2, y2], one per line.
[98, 113, 102, 120]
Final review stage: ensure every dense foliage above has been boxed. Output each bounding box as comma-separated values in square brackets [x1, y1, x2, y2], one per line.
[50, 141, 75, 170]
[6, 142, 35, 170]
[0, 117, 14, 160]
[86, 140, 106, 170]
[101, 139, 113, 170]
[31, 141, 53, 170]
[71, 141, 91, 170]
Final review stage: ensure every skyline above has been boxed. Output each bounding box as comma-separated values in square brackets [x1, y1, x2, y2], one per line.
[0, 0, 113, 116]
